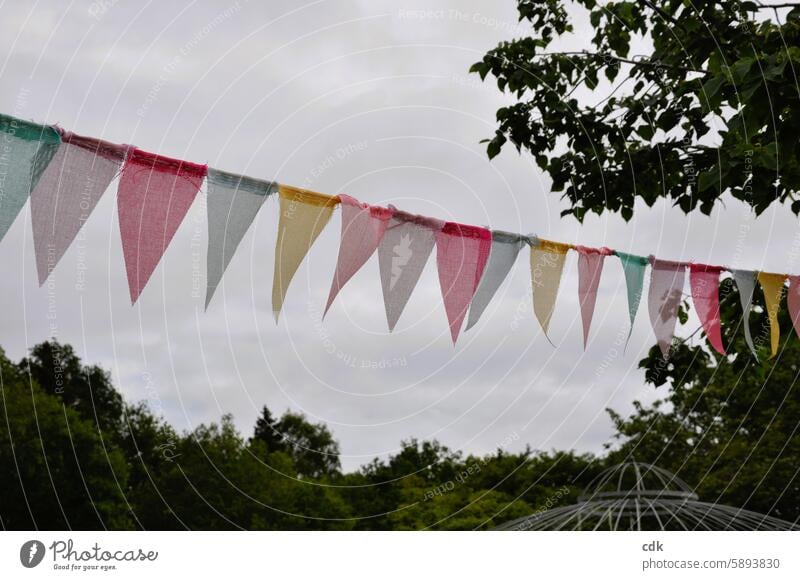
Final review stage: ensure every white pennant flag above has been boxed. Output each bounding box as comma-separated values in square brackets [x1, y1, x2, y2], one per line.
[30, 131, 127, 285]
[378, 208, 443, 331]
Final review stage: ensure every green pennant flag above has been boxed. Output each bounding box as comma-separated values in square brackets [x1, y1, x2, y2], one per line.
[0, 114, 61, 242]
[615, 251, 649, 346]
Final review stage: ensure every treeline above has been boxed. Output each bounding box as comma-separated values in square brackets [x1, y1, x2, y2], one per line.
[2, 280, 799, 530]
[0, 341, 601, 530]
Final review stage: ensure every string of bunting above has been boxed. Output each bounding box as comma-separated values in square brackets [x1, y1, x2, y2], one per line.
[1, 112, 798, 359]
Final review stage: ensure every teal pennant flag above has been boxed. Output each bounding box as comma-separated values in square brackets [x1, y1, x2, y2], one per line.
[0, 113, 61, 242]
[615, 251, 649, 347]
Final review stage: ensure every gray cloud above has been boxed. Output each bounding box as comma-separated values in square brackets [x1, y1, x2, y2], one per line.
[0, 0, 795, 471]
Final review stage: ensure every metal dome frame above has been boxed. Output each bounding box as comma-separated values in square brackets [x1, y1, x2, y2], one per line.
[495, 461, 798, 531]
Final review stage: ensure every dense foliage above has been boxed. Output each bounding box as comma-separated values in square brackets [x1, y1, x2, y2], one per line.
[1, 327, 797, 529]
[0, 341, 598, 530]
[472, 0, 800, 220]
[608, 278, 800, 522]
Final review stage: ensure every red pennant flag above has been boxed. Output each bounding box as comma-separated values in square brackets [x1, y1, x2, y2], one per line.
[117, 148, 207, 303]
[435, 221, 491, 344]
[689, 263, 725, 355]
[576, 245, 613, 348]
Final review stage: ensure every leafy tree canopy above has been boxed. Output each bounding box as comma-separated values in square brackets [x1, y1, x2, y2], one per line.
[472, 0, 800, 220]
[0, 347, 131, 529]
[2, 338, 797, 529]
[252, 405, 341, 479]
[608, 278, 800, 521]
[20, 340, 123, 435]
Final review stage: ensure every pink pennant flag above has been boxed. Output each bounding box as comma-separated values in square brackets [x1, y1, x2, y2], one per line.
[325, 195, 394, 315]
[576, 245, 613, 348]
[689, 263, 726, 355]
[436, 221, 491, 344]
[31, 130, 128, 285]
[648, 257, 686, 359]
[788, 275, 800, 340]
[117, 148, 207, 304]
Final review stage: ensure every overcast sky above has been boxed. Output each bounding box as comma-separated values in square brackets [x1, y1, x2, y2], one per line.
[1, 1, 796, 471]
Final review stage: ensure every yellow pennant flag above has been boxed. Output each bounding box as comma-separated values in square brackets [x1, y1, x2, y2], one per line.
[530, 239, 572, 340]
[757, 272, 786, 358]
[272, 185, 339, 320]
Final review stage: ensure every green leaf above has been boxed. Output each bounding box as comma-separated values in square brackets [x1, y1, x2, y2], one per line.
[637, 125, 654, 140]
[701, 75, 725, 100]
[738, 82, 760, 103]
[698, 167, 720, 192]
[753, 142, 777, 168]
[729, 57, 755, 83]
[763, 60, 786, 81]
[486, 133, 507, 159]
[469, 62, 490, 80]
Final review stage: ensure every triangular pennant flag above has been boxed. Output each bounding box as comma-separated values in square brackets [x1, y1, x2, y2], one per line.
[435, 221, 492, 344]
[789, 276, 800, 341]
[615, 251, 648, 347]
[0, 114, 60, 242]
[465, 230, 526, 331]
[205, 168, 275, 308]
[30, 130, 127, 285]
[757, 271, 786, 358]
[689, 263, 725, 355]
[378, 209, 443, 331]
[732, 269, 758, 358]
[117, 148, 207, 304]
[648, 258, 686, 359]
[576, 246, 613, 348]
[272, 185, 339, 319]
[325, 195, 394, 315]
[530, 239, 571, 340]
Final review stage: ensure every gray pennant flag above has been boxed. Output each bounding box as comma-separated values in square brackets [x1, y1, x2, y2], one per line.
[465, 230, 525, 331]
[205, 168, 275, 308]
[732, 269, 758, 358]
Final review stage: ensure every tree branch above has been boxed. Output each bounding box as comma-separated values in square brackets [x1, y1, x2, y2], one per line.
[535, 50, 708, 75]
[636, 0, 682, 27]
[754, 2, 800, 8]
